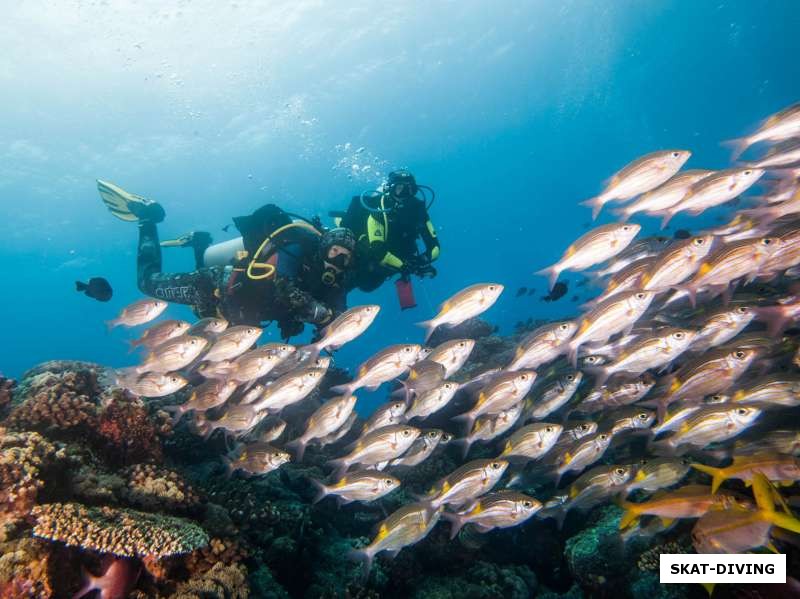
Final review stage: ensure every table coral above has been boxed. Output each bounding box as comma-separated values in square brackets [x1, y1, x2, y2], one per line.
[31, 502, 208, 559]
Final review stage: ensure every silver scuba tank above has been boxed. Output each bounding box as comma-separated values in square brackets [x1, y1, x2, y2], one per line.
[202, 237, 245, 267]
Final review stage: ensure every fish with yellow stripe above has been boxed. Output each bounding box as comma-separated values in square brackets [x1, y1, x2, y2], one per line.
[442, 491, 542, 539]
[416, 283, 504, 343]
[691, 454, 800, 494]
[348, 502, 443, 579]
[618, 484, 746, 530]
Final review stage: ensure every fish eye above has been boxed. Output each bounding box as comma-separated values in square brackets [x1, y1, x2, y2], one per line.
[545, 426, 554, 433]
[636, 292, 646, 299]
[736, 306, 749, 314]
[671, 151, 680, 158]
[600, 434, 609, 440]
[523, 500, 533, 508]
[694, 238, 705, 245]
[763, 238, 773, 245]
[744, 170, 752, 176]
[622, 225, 631, 231]
[566, 374, 575, 381]
[734, 350, 746, 359]
[615, 467, 626, 475]
[428, 431, 438, 438]
[559, 323, 569, 330]
[737, 408, 749, 415]
[638, 413, 649, 420]
[674, 332, 685, 339]
[385, 478, 395, 486]
[402, 429, 412, 436]
[580, 424, 590, 431]
[491, 462, 502, 469]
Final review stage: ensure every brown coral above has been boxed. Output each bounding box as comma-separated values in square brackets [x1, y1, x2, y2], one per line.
[32, 502, 209, 559]
[168, 562, 249, 599]
[96, 389, 168, 465]
[7, 389, 98, 434]
[0, 428, 66, 526]
[0, 537, 55, 599]
[123, 464, 202, 513]
[0, 377, 14, 416]
[183, 537, 248, 576]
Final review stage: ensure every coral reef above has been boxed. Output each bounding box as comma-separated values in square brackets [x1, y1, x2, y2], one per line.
[7, 373, 98, 434]
[167, 562, 249, 599]
[123, 464, 202, 514]
[97, 389, 172, 465]
[31, 502, 209, 558]
[0, 377, 14, 417]
[0, 537, 55, 598]
[0, 428, 67, 527]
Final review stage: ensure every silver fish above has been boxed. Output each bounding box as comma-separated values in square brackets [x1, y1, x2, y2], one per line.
[727, 102, 800, 159]
[312, 470, 400, 505]
[116, 371, 188, 398]
[362, 400, 408, 435]
[329, 425, 421, 472]
[135, 334, 209, 374]
[537, 223, 641, 290]
[417, 283, 504, 342]
[202, 325, 263, 362]
[106, 298, 168, 329]
[223, 442, 290, 477]
[389, 429, 446, 468]
[287, 395, 358, 461]
[499, 422, 563, 461]
[187, 317, 229, 335]
[251, 367, 326, 413]
[427, 339, 476, 378]
[455, 370, 537, 429]
[528, 372, 583, 420]
[304, 305, 380, 358]
[404, 382, 460, 421]
[507, 321, 577, 371]
[332, 344, 423, 395]
[581, 149, 691, 219]
[424, 458, 509, 509]
[616, 169, 714, 220]
[128, 319, 191, 352]
[443, 491, 542, 539]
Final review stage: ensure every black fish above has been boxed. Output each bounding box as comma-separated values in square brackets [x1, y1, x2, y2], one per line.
[527, 288, 537, 296]
[673, 229, 691, 239]
[516, 287, 528, 297]
[75, 277, 113, 302]
[542, 281, 568, 302]
[222, 224, 231, 232]
[571, 295, 580, 302]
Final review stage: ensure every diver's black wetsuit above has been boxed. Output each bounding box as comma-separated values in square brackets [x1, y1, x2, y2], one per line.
[137, 222, 345, 337]
[341, 195, 440, 291]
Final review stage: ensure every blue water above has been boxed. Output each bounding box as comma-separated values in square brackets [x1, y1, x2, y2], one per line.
[2, 1, 798, 415]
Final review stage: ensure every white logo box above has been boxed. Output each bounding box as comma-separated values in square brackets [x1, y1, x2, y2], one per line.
[660, 554, 786, 584]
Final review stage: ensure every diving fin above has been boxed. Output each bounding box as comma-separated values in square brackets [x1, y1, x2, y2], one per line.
[97, 180, 164, 223]
[160, 231, 213, 249]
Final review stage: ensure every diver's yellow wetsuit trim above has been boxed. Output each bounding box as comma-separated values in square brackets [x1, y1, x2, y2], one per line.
[246, 222, 322, 280]
[367, 194, 407, 269]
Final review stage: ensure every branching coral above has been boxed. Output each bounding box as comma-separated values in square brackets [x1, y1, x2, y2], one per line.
[0, 377, 15, 416]
[7, 388, 98, 434]
[31, 502, 208, 559]
[0, 537, 57, 599]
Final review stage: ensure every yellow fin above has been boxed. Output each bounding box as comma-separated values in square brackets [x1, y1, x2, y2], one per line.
[376, 524, 389, 540]
[442, 480, 451, 493]
[618, 509, 639, 530]
[697, 262, 712, 277]
[660, 517, 675, 528]
[634, 470, 647, 482]
[691, 463, 725, 494]
[669, 378, 681, 394]
[439, 301, 452, 315]
[701, 582, 715, 596]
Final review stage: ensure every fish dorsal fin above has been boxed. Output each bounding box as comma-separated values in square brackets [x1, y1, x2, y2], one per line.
[334, 478, 347, 488]
[409, 370, 418, 381]
[441, 480, 451, 493]
[563, 452, 573, 465]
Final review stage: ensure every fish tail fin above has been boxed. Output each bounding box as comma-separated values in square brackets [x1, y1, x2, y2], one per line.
[566, 341, 579, 368]
[690, 463, 725, 493]
[415, 319, 438, 343]
[347, 547, 374, 583]
[330, 383, 354, 396]
[659, 209, 676, 230]
[535, 265, 561, 292]
[451, 412, 475, 435]
[75, 281, 88, 292]
[618, 504, 640, 530]
[722, 136, 750, 161]
[700, 582, 716, 596]
[610, 205, 632, 221]
[309, 478, 329, 505]
[580, 195, 605, 220]
[220, 455, 234, 480]
[450, 438, 472, 460]
[72, 566, 99, 599]
[326, 457, 348, 479]
[584, 365, 609, 389]
[299, 343, 321, 363]
[441, 512, 465, 540]
[753, 306, 790, 337]
[286, 438, 307, 462]
[104, 319, 118, 333]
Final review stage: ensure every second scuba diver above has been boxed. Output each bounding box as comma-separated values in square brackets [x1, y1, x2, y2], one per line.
[336, 169, 440, 307]
[97, 180, 356, 340]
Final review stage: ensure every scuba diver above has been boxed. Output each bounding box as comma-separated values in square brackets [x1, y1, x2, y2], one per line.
[336, 169, 440, 309]
[97, 180, 355, 339]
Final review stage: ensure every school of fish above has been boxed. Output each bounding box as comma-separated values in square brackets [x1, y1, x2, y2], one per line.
[106, 101, 800, 583]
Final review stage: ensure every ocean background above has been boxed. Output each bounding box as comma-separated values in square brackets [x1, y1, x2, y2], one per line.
[2, 0, 798, 416]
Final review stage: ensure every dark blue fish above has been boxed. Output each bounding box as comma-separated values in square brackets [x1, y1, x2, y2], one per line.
[76, 277, 113, 302]
[516, 287, 528, 297]
[541, 281, 568, 302]
[673, 229, 691, 240]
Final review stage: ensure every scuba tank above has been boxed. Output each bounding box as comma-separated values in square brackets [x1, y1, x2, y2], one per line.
[203, 236, 245, 267]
